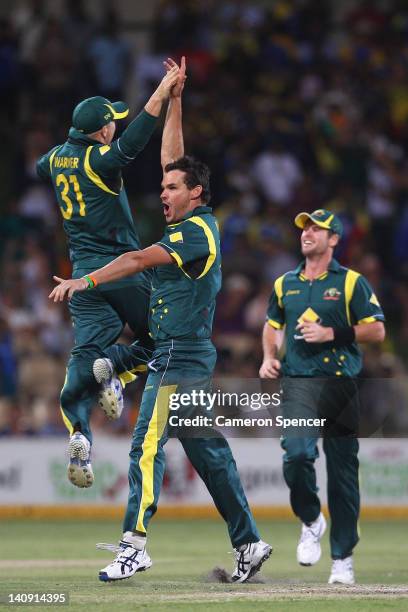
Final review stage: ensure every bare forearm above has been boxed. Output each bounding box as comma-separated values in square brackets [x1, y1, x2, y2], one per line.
[49, 245, 174, 303]
[262, 323, 279, 359]
[144, 92, 165, 118]
[354, 321, 385, 343]
[161, 97, 183, 168]
[90, 252, 145, 285]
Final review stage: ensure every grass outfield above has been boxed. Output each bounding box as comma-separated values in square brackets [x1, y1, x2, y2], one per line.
[0, 519, 407, 611]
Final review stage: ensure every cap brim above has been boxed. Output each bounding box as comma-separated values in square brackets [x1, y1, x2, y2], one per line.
[103, 101, 129, 120]
[294, 212, 332, 231]
[294, 212, 313, 229]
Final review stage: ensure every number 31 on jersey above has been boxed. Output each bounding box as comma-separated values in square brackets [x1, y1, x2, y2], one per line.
[56, 173, 86, 219]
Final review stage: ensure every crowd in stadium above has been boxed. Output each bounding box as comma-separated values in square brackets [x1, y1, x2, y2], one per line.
[1, 0, 407, 436]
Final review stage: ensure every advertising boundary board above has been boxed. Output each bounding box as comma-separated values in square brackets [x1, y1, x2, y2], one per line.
[1, 438, 407, 519]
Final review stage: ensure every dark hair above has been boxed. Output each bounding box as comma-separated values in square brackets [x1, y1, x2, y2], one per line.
[164, 156, 211, 204]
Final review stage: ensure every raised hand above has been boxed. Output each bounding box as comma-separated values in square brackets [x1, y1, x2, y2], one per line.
[163, 56, 186, 97]
[156, 64, 180, 101]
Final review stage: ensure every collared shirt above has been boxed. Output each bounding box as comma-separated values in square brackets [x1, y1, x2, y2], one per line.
[150, 206, 221, 341]
[266, 258, 385, 377]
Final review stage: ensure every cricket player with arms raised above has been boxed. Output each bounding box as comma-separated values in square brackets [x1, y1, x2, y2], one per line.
[37, 63, 181, 488]
[49, 58, 272, 584]
[260, 209, 385, 584]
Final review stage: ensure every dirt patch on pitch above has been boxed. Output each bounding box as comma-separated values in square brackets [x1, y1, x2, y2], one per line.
[205, 567, 266, 584]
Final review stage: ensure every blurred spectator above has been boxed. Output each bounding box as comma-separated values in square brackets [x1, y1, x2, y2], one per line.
[86, 11, 131, 101]
[62, 0, 94, 53]
[215, 274, 253, 335]
[252, 139, 303, 206]
[0, 317, 18, 400]
[1, 0, 408, 435]
[0, 18, 21, 120]
[31, 17, 78, 118]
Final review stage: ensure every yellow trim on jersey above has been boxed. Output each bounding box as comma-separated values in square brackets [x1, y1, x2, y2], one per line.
[118, 366, 146, 388]
[169, 231, 183, 243]
[169, 250, 183, 267]
[84, 146, 119, 195]
[187, 216, 217, 278]
[49, 146, 62, 174]
[103, 103, 129, 120]
[358, 316, 377, 324]
[60, 408, 74, 435]
[118, 370, 137, 387]
[99, 145, 111, 155]
[156, 242, 191, 278]
[59, 371, 74, 435]
[274, 275, 285, 309]
[136, 384, 177, 533]
[344, 269, 360, 325]
[268, 319, 283, 330]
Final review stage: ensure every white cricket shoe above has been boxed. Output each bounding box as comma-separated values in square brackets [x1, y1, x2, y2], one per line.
[231, 539, 272, 583]
[98, 541, 152, 582]
[93, 358, 123, 420]
[67, 432, 94, 488]
[297, 512, 327, 566]
[328, 556, 355, 585]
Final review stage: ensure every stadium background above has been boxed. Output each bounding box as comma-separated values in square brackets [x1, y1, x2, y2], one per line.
[0, 0, 408, 517]
[1, 3, 408, 609]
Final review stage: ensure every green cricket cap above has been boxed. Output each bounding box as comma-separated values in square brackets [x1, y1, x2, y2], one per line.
[72, 96, 129, 133]
[294, 209, 343, 237]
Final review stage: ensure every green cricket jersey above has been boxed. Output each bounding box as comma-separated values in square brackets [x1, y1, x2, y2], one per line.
[266, 258, 385, 377]
[150, 206, 221, 342]
[36, 110, 157, 273]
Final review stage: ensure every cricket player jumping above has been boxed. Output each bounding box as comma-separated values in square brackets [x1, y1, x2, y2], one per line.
[38, 64, 181, 488]
[49, 58, 272, 584]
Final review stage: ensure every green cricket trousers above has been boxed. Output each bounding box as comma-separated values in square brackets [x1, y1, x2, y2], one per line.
[60, 269, 154, 442]
[280, 377, 360, 560]
[123, 339, 260, 548]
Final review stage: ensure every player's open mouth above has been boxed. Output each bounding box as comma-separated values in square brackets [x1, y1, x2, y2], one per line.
[163, 203, 170, 215]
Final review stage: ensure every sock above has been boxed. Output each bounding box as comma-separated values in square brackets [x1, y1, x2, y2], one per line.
[122, 531, 146, 550]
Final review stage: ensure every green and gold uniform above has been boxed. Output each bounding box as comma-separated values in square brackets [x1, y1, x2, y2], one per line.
[266, 258, 385, 559]
[37, 109, 158, 441]
[124, 206, 260, 547]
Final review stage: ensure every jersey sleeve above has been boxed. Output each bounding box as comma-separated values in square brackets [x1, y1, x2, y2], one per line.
[90, 110, 158, 173]
[36, 145, 61, 180]
[266, 276, 285, 329]
[157, 219, 216, 279]
[350, 275, 385, 324]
